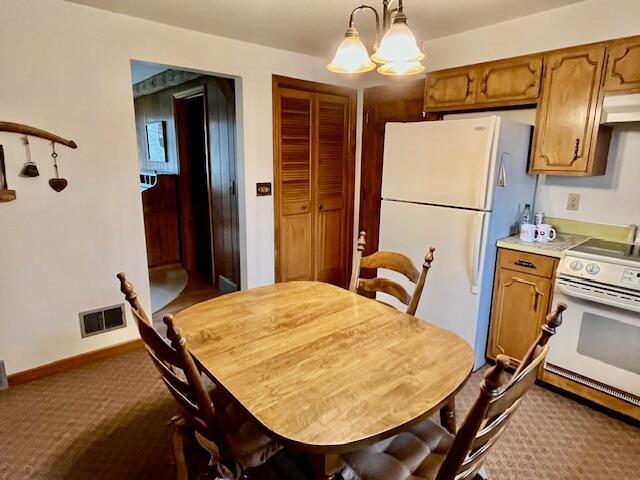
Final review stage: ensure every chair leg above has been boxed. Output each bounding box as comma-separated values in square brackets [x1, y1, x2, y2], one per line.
[170, 416, 190, 480]
[439, 397, 457, 434]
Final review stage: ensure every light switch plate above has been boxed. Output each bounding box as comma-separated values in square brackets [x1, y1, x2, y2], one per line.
[567, 193, 581, 211]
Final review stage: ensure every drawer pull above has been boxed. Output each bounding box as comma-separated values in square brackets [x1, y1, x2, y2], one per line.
[515, 260, 536, 269]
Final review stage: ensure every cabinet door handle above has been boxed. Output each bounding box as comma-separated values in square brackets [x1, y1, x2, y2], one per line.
[515, 260, 536, 269]
[480, 75, 488, 95]
[533, 291, 540, 312]
[573, 138, 580, 161]
[318, 202, 324, 210]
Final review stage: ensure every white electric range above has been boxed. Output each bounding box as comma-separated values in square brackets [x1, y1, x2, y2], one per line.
[547, 238, 640, 408]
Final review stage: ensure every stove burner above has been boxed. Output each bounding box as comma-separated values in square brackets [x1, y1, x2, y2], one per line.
[571, 238, 640, 263]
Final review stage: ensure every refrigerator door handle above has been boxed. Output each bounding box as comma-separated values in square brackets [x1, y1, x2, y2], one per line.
[471, 213, 490, 294]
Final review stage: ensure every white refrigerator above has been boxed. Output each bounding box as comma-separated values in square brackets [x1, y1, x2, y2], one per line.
[379, 116, 535, 369]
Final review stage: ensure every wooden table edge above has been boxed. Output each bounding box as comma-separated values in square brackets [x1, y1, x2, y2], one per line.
[200, 360, 474, 455]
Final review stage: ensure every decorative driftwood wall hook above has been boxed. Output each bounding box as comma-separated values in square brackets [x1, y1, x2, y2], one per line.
[0, 122, 77, 149]
[0, 121, 78, 200]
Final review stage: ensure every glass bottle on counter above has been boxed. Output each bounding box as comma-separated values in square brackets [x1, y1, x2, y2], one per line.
[519, 204, 531, 232]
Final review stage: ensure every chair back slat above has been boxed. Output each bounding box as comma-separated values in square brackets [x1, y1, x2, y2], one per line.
[358, 277, 412, 306]
[359, 251, 421, 282]
[471, 399, 520, 450]
[147, 348, 194, 401]
[486, 351, 544, 419]
[350, 231, 435, 315]
[132, 309, 183, 366]
[436, 305, 566, 480]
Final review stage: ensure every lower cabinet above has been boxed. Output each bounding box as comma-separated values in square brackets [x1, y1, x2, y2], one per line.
[487, 249, 558, 368]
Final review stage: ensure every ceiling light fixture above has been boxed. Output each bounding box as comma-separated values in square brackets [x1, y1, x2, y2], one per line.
[328, 0, 424, 76]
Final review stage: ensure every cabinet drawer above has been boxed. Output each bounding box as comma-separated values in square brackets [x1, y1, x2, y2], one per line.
[497, 248, 556, 278]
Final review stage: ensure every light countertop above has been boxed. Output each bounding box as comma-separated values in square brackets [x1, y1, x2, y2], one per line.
[496, 233, 590, 259]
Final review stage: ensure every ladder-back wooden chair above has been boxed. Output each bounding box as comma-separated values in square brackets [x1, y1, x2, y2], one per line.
[117, 273, 281, 479]
[350, 231, 436, 315]
[340, 304, 567, 480]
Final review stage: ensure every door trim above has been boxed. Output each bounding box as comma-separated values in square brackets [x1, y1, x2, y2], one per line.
[272, 75, 357, 286]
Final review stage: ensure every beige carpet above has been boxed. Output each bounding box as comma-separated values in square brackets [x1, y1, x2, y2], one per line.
[0, 350, 638, 480]
[149, 265, 189, 313]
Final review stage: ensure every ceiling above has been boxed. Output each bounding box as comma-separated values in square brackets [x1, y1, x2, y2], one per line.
[68, 0, 586, 59]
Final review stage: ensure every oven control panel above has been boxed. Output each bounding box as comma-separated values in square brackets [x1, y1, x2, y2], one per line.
[560, 256, 640, 292]
[623, 268, 640, 287]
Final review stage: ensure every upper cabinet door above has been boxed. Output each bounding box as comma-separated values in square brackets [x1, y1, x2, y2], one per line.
[530, 46, 608, 175]
[314, 94, 351, 287]
[424, 68, 476, 110]
[476, 55, 543, 105]
[275, 88, 315, 282]
[604, 37, 640, 93]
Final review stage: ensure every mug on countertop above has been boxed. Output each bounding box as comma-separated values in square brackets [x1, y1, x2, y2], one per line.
[520, 223, 538, 243]
[536, 223, 557, 243]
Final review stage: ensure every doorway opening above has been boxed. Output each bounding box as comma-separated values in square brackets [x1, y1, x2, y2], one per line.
[130, 61, 241, 324]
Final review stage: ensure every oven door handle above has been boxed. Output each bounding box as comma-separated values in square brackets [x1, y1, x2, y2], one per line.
[556, 280, 640, 314]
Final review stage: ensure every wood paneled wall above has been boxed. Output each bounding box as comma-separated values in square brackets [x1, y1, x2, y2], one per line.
[134, 77, 240, 289]
[142, 174, 180, 267]
[135, 89, 180, 174]
[207, 80, 240, 290]
[359, 79, 440, 256]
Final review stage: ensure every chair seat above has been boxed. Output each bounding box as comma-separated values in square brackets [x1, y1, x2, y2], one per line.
[208, 382, 282, 469]
[341, 419, 453, 480]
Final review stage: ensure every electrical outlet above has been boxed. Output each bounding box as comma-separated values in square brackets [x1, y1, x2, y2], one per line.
[567, 193, 581, 211]
[0, 360, 7, 390]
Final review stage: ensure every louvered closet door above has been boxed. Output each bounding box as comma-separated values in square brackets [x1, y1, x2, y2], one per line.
[314, 94, 350, 286]
[276, 88, 314, 281]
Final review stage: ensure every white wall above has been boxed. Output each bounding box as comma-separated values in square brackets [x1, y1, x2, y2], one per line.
[0, 0, 362, 375]
[423, 0, 640, 72]
[428, 0, 640, 228]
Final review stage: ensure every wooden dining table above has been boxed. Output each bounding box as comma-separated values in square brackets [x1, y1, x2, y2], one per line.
[174, 281, 474, 479]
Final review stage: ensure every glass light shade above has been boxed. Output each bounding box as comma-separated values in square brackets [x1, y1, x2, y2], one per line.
[377, 60, 426, 76]
[327, 29, 375, 74]
[371, 21, 425, 64]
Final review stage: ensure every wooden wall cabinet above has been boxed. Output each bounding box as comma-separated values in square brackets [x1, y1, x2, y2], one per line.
[488, 249, 558, 368]
[604, 37, 640, 93]
[529, 46, 611, 176]
[424, 68, 477, 110]
[424, 55, 542, 112]
[476, 55, 542, 105]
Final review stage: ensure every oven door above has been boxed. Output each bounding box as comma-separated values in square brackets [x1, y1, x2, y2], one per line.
[548, 281, 640, 400]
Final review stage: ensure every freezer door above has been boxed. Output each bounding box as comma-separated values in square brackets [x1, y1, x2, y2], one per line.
[378, 200, 489, 362]
[382, 117, 498, 210]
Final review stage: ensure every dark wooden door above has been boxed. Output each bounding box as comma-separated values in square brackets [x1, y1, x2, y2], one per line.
[273, 77, 356, 287]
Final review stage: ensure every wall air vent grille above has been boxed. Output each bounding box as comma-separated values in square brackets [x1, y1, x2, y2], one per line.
[79, 304, 126, 338]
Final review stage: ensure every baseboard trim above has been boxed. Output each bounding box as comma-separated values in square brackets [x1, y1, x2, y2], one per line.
[7, 338, 144, 387]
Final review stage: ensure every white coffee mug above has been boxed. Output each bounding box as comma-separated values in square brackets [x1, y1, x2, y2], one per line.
[536, 224, 557, 243]
[519, 223, 538, 242]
